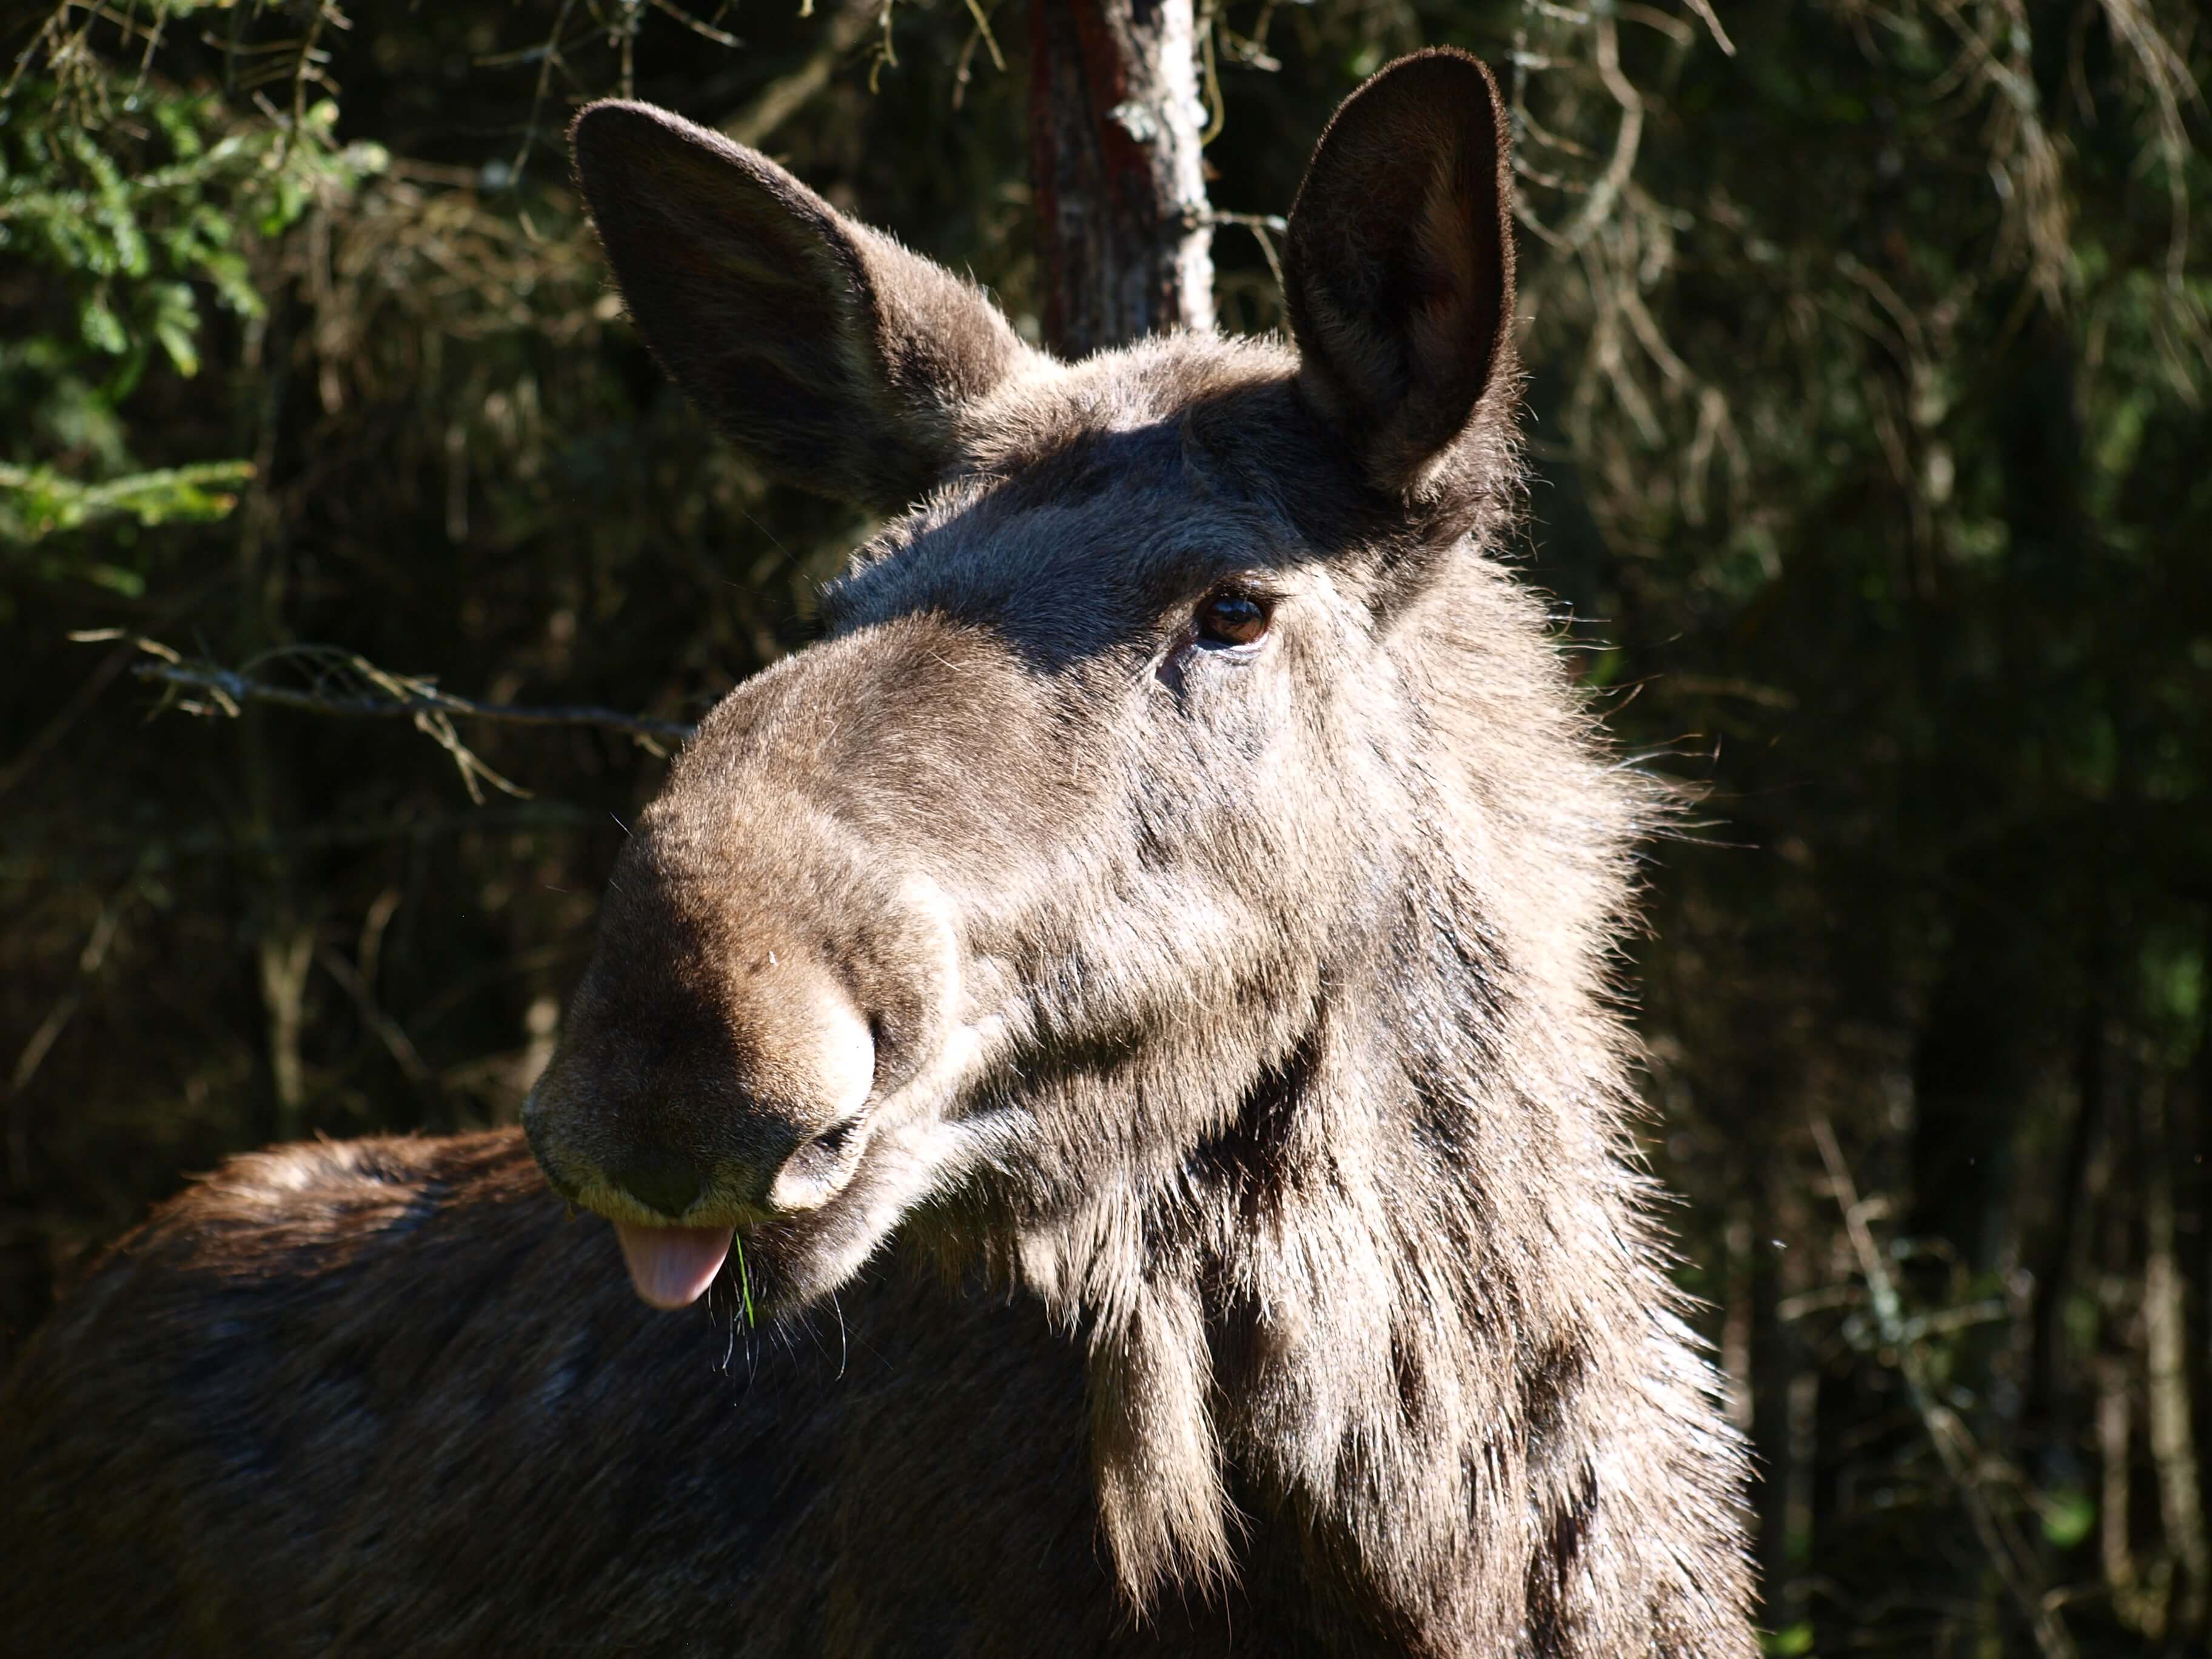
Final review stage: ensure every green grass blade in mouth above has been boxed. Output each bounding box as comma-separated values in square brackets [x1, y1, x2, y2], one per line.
[731, 1228, 755, 1329]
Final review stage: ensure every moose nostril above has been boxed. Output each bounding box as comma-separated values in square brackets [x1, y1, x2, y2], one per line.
[765, 1113, 870, 1215]
[613, 1148, 702, 1219]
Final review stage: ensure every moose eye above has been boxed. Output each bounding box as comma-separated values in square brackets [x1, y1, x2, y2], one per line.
[1196, 591, 1270, 648]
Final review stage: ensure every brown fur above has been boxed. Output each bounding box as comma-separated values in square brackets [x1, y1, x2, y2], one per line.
[0, 52, 1754, 1656]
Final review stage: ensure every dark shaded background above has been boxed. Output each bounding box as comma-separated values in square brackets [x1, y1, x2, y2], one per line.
[4, 2, 2207, 1652]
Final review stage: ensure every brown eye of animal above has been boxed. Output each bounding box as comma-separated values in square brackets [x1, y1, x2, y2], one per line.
[1196, 591, 1270, 647]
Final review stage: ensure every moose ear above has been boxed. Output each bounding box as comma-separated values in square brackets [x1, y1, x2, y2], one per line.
[1282, 50, 1516, 500]
[571, 102, 1032, 510]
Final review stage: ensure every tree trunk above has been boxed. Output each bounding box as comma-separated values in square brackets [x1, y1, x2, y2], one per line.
[2143, 1078, 2210, 1643]
[1027, 0, 1214, 357]
[2027, 984, 2103, 1438]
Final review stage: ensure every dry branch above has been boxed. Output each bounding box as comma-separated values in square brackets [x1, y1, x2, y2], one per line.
[78, 634, 694, 799]
[1812, 1116, 2078, 1659]
[722, 0, 878, 148]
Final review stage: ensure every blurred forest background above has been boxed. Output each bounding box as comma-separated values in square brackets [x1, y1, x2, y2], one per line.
[2, 1, 2207, 1652]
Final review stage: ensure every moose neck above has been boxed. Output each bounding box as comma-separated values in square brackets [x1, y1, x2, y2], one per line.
[1060, 869, 1663, 1649]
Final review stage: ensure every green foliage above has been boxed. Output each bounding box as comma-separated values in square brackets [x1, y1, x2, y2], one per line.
[0, 457, 249, 533]
[2042, 1488, 2097, 1551]
[0, 65, 386, 583]
[0, 459, 254, 586]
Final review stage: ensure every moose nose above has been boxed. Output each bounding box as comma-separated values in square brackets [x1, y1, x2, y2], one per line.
[561, 978, 876, 1227]
[751, 1004, 876, 1214]
[524, 852, 914, 1266]
[613, 1148, 703, 1219]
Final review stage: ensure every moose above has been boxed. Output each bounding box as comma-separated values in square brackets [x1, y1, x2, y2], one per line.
[0, 50, 1755, 1656]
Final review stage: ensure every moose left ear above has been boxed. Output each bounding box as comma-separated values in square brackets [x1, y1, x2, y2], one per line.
[572, 101, 1033, 511]
[1282, 49, 1516, 501]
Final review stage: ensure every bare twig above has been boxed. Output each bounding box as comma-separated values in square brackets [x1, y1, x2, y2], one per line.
[1678, 0, 1736, 56]
[122, 643, 689, 742]
[648, 0, 741, 50]
[7, 890, 128, 1186]
[2094, 0, 2208, 395]
[722, 0, 875, 148]
[317, 942, 438, 1091]
[1204, 210, 1286, 300]
[282, 2, 340, 163]
[1198, 0, 1225, 146]
[2, 578, 230, 805]
[1558, 18, 1643, 252]
[0, 637, 138, 805]
[510, 0, 582, 184]
[76, 634, 692, 789]
[962, 0, 1004, 72]
[1812, 1117, 2079, 1659]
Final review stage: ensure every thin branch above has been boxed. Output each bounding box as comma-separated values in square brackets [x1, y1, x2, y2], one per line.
[1617, 5, 1694, 49]
[317, 942, 438, 1091]
[1812, 1118, 2079, 1659]
[722, 0, 874, 148]
[1678, 0, 1737, 56]
[510, 0, 581, 185]
[130, 656, 693, 745]
[0, 636, 138, 804]
[1198, 0, 1225, 146]
[283, 2, 339, 164]
[648, 0, 741, 49]
[7, 889, 127, 1187]
[962, 0, 1004, 72]
[79, 634, 692, 776]
[1558, 18, 1645, 252]
[1204, 210, 1286, 300]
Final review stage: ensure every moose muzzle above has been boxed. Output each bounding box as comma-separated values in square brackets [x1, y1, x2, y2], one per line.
[521, 859, 899, 1308]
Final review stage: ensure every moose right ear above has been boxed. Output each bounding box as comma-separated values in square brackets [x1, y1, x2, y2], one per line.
[1282, 50, 1517, 503]
[571, 102, 1033, 510]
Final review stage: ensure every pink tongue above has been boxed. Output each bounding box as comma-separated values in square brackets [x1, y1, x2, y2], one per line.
[614, 1223, 735, 1310]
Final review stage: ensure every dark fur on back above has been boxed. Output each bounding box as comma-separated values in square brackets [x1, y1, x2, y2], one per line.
[0, 52, 1754, 1657]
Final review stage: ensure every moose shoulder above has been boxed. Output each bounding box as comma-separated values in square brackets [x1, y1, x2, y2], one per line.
[0, 52, 1755, 1657]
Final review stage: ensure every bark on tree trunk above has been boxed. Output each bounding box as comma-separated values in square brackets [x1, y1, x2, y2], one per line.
[2143, 1078, 2211, 1640]
[1027, 0, 1214, 358]
[2028, 982, 2105, 1437]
